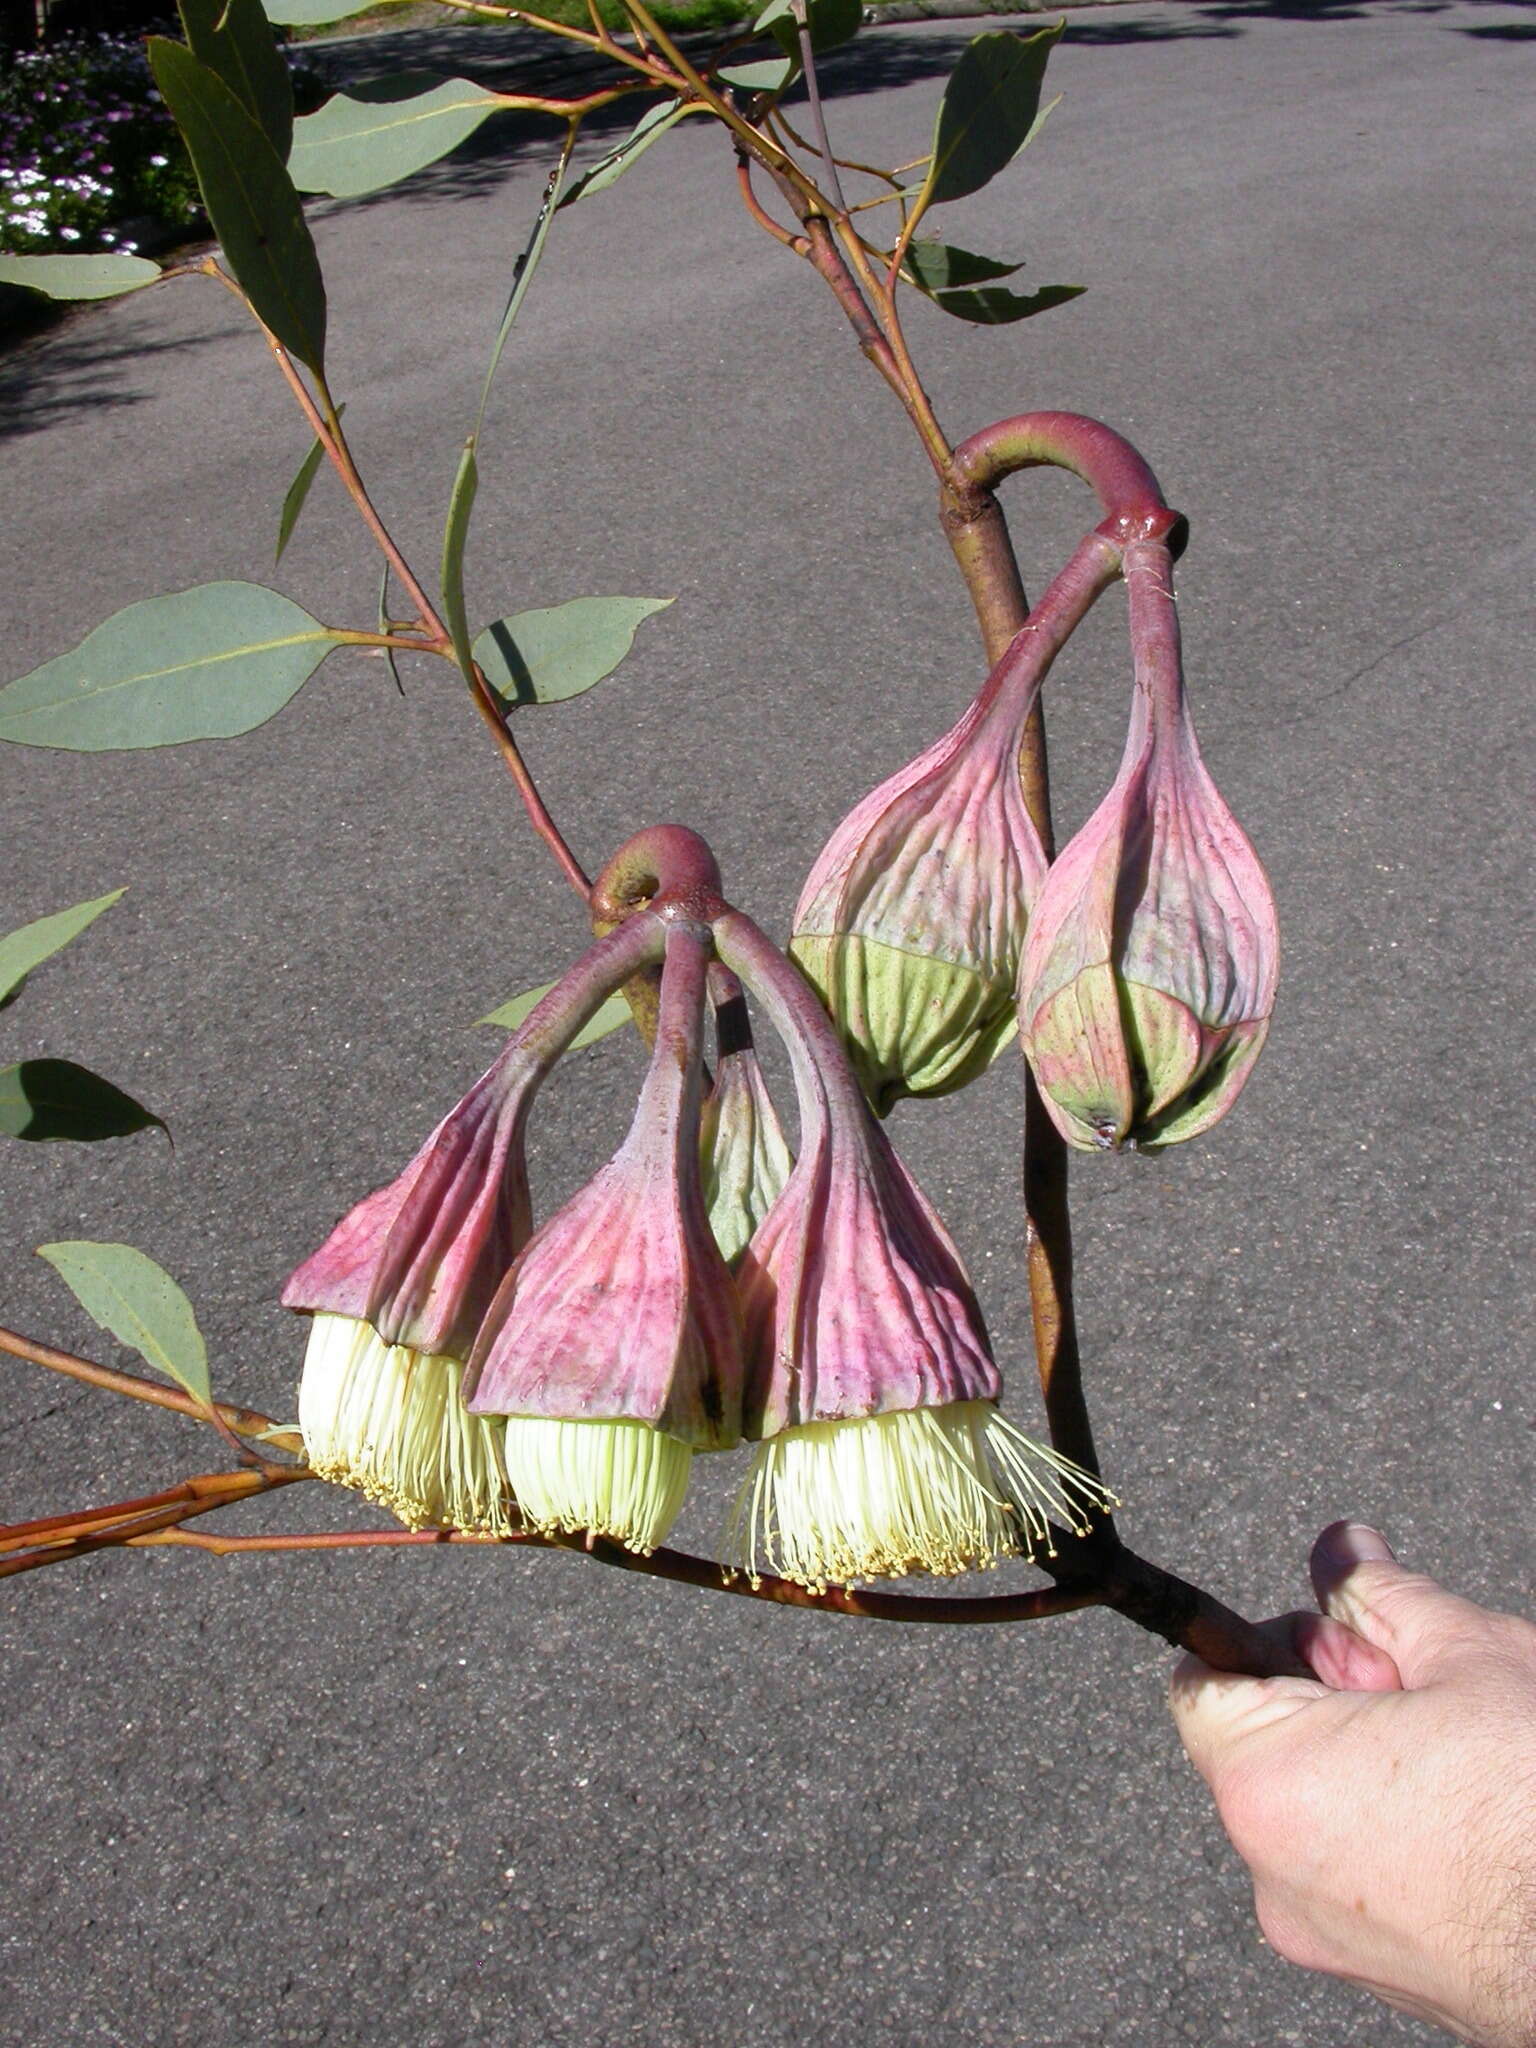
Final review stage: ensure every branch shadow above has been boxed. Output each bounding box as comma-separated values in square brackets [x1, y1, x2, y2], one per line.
[0, 312, 218, 441]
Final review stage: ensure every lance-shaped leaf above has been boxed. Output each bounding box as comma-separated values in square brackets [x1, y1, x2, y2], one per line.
[756, 0, 860, 57]
[715, 55, 795, 94]
[559, 99, 687, 207]
[0, 890, 124, 1007]
[901, 240, 1023, 293]
[917, 24, 1061, 213]
[37, 1241, 210, 1406]
[0, 583, 342, 751]
[931, 281, 1084, 325]
[178, 0, 294, 160]
[260, 0, 377, 22]
[473, 595, 673, 710]
[1, 1061, 163, 1143]
[275, 402, 343, 564]
[149, 37, 326, 373]
[441, 440, 479, 686]
[477, 982, 631, 1043]
[290, 75, 506, 198]
[0, 253, 160, 301]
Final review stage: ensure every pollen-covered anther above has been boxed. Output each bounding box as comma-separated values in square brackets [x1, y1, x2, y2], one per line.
[298, 1312, 514, 1537]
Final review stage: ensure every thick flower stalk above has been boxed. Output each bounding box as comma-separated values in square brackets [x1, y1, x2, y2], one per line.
[464, 919, 744, 1554]
[715, 909, 1112, 1588]
[1017, 539, 1279, 1151]
[790, 532, 1121, 1115]
[283, 915, 667, 1532]
[699, 967, 793, 1265]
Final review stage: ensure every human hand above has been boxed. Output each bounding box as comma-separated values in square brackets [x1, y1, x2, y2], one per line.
[1169, 1521, 1536, 2046]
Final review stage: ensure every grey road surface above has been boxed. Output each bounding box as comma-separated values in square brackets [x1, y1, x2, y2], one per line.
[2, 3, 1533, 2043]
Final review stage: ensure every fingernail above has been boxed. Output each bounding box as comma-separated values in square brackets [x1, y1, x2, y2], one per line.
[1338, 1521, 1397, 1565]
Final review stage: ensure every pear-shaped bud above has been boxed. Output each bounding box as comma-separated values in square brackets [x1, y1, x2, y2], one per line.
[284, 915, 666, 1529]
[789, 535, 1119, 1115]
[465, 922, 744, 1553]
[1018, 542, 1279, 1151]
[699, 975, 793, 1266]
[715, 907, 1113, 1587]
[298, 1313, 513, 1535]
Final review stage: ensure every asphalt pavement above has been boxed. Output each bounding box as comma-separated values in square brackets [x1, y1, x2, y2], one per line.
[1, 3, 1533, 2043]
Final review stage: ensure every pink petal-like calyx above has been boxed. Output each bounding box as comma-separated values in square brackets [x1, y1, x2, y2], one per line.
[1017, 541, 1279, 1150]
[714, 909, 1000, 1440]
[463, 920, 744, 1451]
[282, 914, 666, 1357]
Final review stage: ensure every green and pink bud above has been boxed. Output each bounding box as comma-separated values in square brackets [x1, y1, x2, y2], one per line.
[699, 968, 793, 1266]
[790, 535, 1120, 1115]
[1017, 540, 1279, 1151]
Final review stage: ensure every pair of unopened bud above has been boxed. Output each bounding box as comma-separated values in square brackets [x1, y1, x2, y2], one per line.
[792, 528, 1279, 1149]
[285, 828, 1109, 1587]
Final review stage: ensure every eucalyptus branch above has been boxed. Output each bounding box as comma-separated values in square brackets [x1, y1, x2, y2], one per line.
[788, 0, 847, 215]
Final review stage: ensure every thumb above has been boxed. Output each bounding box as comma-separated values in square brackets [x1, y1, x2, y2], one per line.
[1310, 1521, 1492, 1687]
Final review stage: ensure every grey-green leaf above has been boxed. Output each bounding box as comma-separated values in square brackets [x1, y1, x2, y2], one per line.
[560, 100, 687, 207]
[0, 582, 340, 752]
[290, 76, 504, 198]
[473, 595, 673, 710]
[260, 0, 380, 24]
[149, 38, 326, 373]
[921, 24, 1062, 211]
[0, 890, 125, 1007]
[902, 240, 1023, 293]
[178, 0, 294, 160]
[478, 984, 632, 1046]
[0, 253, 160, 301]
[37, 1241, 210, 1405]
[716, 56, 795, 93]
[933, 281, 1084, 324]
[441, 440, 480, 686]
[275, 402, 343, 563]
[756, 0, 860, 57]
[0, 1061, 164, 1143]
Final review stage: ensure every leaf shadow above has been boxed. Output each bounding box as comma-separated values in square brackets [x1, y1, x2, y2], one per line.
[0, 313, 219, 441]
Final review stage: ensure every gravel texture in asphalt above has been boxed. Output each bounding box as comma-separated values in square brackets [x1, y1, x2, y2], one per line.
[1, 3, 1532, 2043]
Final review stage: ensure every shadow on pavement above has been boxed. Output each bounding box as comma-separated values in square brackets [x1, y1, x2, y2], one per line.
[0, 313, 215, 441]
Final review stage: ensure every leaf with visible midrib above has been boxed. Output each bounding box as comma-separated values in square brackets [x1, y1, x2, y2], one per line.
[919, 25, 1062, 213]
[0, 253, 160, 301]
[0, 582, 341, 752]
[0, 891, 124, 1007]
[149, 38, 325, 373]
[178, 0, 294, 160]
[289, 76, 505, 198]
[37, 1241, 210, 1406]
[0, 1061, 164, 1143]
[473, 595, 674, 710]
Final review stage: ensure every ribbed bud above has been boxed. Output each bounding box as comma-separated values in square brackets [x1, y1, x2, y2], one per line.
[1018, 544, 1279, 1151]
[465, 924, 743, 1553]
[789, 685, 1046, 1115]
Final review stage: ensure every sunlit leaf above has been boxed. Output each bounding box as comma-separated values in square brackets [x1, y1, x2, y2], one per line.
[275, 402, 343, 563]
[0, 253, 160, 301]
[0, 890, 125, 1007]
[289, 75, 505, 197]
[441, 440, 480, 686]
[716, 56, 795, 93]
[477, 983, 632, 1045]
[149, 38, 326, 373]
[260, 0, 383, 24]
[0, 1062, 163, 1143]
[931, 281, 1084, 324]
[473, 595, 673, 710]
[902, 240, 1022, 292]
[0, 582, 341, 751]
[476, 131, 575, 428]
[919, 25, 1062, 212]
[178, 0, 294, 160]
[559, 100, 687, 207]
[37, 1241, 210, 1405]
[756, 0, 860, 57]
